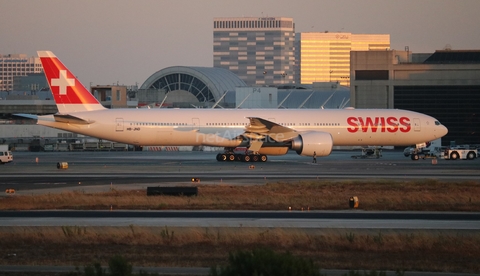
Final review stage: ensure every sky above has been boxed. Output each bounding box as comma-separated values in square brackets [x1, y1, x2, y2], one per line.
[2, 0, 480, 87]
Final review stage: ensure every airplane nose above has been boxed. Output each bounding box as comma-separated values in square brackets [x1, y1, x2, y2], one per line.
[437, 125, 448, 138]
[442, 125, 448, 136]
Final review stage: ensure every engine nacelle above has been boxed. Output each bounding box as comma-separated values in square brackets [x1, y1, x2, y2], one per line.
[291, 132, 333, 157]
[258, 147, 289, 156]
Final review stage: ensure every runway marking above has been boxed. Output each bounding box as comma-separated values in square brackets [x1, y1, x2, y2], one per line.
[35, 182, 68, 185]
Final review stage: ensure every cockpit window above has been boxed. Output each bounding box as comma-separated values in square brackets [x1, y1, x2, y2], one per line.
[435, 121, 441, 125]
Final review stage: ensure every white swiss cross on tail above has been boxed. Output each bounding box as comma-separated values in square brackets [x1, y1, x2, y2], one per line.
[51, 70, 75, 95]
[37, 51, 105, 113]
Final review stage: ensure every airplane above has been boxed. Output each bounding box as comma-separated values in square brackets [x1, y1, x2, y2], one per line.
[17, 51, 448, 162]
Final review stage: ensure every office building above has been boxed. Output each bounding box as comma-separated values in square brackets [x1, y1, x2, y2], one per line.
[0, 54, 43, 91]
[295, 32, 390, 86]
[350, 49, 480, 145]
[213, 17, 295, 86]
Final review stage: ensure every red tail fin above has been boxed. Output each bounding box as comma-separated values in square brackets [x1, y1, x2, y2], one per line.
[38, 51, 105, 113]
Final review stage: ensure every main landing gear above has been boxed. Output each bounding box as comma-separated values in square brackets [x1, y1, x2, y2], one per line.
[216, 152, 268, 162]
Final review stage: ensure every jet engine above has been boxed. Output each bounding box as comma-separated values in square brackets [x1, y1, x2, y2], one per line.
[290, 132, 333, 157]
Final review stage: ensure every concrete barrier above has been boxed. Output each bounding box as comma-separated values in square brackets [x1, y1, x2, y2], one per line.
[147, 186, 198, 196]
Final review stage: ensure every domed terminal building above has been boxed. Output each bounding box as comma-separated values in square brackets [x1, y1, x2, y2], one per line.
[139, 66, 247, 108]
[138, 66, 349, 109]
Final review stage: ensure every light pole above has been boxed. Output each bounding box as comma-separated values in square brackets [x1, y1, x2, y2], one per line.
[329, 70, 333, 82]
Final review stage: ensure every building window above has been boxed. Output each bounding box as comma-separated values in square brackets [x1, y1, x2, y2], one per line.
[355, 70, 389, 80]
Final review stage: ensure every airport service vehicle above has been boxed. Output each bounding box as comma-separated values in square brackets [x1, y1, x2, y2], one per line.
[16, 51, 448, 162]
[405, 139, 443, 160]
[443, 146, 477, 160]
[0, 145, 13, 164]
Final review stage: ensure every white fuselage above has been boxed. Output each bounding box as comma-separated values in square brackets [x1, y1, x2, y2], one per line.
[37, 108, 448, 148]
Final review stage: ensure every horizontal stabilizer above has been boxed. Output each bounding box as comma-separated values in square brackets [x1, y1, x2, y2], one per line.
[54, 114, 93, 125]
[14, 113, 39, 120]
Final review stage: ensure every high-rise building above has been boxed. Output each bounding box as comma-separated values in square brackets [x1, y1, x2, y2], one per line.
[295, 32, 390, 86]
[0, 54, 43, 91]
[213, 17, 295, 86]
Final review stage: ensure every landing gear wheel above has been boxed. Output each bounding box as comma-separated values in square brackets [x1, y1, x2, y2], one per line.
[260, 155, 268, 162]
[228, 154, 235, 161]
[411, 154, 419, 161]
[242, 155, 251, 162]
[252, 155, 260, 162]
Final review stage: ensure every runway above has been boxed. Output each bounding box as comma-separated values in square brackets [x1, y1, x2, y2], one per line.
[2, 150, 480, 192]
[1, 210, 480, 230]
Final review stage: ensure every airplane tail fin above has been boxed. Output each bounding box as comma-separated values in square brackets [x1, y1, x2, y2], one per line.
[37, 51, 105, 114]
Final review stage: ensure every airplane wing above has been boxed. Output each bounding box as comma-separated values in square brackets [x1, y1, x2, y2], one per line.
[244, 117, 298, 142]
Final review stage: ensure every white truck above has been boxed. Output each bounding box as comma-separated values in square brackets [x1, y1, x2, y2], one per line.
[442, 146, 477, 160]
[406, 140, 478, 161]
[0, 145, 13, 164]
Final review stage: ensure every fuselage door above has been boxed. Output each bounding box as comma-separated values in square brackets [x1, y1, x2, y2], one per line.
[116, 118, 124, 132]
[192, 118, 200, 131]
[413, 118, 421, 132]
